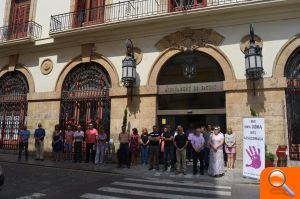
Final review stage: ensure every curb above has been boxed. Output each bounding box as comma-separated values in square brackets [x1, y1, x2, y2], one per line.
[0, 159, 124, 176]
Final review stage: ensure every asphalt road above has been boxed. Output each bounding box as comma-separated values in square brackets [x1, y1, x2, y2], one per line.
[0, 162, 121, 199]
[0, 162, 259, 199]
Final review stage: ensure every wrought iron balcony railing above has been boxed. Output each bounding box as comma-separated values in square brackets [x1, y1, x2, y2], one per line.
[50, 0, 259, 33]
[0, 21, 42, 43]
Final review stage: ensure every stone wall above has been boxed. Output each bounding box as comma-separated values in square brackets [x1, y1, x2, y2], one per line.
[226, 88, 287, 160]
[110, 95, 157, 148]
[27, 100, 60, 152]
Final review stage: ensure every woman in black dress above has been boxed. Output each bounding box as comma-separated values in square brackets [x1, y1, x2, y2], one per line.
[52, 124, 63, 162]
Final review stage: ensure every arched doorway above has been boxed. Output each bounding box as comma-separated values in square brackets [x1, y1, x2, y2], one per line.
[59, 62, 111, 133]
[157, 51, 226, 131]
[286, 47, 300, 160]
[0, 71, 29, 150]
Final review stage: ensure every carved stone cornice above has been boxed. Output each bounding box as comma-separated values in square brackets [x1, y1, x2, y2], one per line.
[155, 28, 225, 51]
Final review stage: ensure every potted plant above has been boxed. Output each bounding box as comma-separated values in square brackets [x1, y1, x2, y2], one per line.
[266, 152, 276, 167]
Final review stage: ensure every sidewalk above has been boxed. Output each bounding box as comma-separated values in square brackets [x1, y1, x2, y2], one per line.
[0, 152, 259, 185]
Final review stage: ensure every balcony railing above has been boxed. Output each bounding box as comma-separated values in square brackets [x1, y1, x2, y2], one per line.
[50, 0, 259, 33]
[0, 21, 42, 43]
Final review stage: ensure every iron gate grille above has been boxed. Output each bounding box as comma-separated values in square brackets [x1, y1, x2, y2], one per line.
[59, 62, 111, 134]
[285, 47, 300, 160]
[286, 82, 300, 160]
[0, 71, 29, 150]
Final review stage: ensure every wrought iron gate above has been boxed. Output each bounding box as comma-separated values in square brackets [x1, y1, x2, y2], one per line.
[286, 47, 300, 160]
[0, 71, 29, 150]
[59, 62, 111, 133]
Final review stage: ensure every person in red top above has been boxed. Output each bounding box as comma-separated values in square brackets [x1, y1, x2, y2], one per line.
[85, 123, 98, 163]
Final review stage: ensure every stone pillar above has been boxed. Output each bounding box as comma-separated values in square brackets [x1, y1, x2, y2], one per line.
[26, 92, 61, 153]
[110, 94, 157, 149]
[226, 88, 287, 161]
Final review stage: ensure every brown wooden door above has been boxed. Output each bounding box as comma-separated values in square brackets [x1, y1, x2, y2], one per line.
[9, 0, 31, 39]
[88, 0, 105, 24]
[73, 0, 105, 27]
[73, 0, 86, 28]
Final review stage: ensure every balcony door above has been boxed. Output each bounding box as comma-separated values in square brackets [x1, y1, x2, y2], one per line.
[9, 0, 31, 39]
[74, 0, 105, 27]
[169, 0, 206, 12]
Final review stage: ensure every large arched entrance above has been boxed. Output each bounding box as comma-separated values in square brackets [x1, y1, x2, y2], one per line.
[0, 71, 29, 149]
[286, 47, 300, 160]
[59, 62, 111, 133]
[157, 51, 226, 131]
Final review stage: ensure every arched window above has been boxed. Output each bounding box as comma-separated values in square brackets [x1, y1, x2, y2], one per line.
[60, 62, 111, 133]
[285, 47, 300, 160]
[0, 71, 29, 150]
[157, 51, 225, 85]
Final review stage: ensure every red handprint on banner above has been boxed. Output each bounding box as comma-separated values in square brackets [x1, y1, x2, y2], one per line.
[246, 146, 261, 169]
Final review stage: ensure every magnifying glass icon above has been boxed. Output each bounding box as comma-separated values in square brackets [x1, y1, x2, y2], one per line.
[268, 169, 295, 197]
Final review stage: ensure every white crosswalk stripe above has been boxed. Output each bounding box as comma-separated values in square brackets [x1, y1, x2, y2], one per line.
[16, 193, 46, 199]
[97, 187, 210, 199]
[80, 177, 232, 199]
[124, 177, 232, 189]
[111, 181, 231, 196]
[81, 193, 129, 199]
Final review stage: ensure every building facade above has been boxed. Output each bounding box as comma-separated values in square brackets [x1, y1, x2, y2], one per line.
[0, 0, 300, 163]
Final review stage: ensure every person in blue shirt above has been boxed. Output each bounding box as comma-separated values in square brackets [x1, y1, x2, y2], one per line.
[34, 123, 46, 161]
[18, 125, 30, 161]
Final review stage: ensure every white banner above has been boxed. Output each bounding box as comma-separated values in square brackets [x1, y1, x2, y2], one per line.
[243, 117, 265, 179]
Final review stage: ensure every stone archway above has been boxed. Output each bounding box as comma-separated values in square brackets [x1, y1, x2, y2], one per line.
[55, 53, 120, 93]
[59, 61, 111, 133]
[0, 67, 31, 150]
[147, 45, 236, 86]
[0, 64, 35, 93]
[273, 34, 300, 78]
[148, 28, 235, 86]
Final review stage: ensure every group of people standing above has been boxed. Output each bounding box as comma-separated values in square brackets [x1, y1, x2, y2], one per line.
[17, 122, 237, 177]
[18, 123, 109, 165]
[51, 123, 108, 164]
[117, 124, 236, 177]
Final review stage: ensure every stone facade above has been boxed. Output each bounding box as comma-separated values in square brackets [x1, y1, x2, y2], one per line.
[0, 0, 300, 164]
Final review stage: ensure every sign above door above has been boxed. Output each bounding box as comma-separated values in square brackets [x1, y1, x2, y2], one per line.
[158, 81, 224, 95]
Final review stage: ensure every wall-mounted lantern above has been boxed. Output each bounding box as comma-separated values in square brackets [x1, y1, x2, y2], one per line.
[245, 24, 264, 95]
[121, 39, 136, 88]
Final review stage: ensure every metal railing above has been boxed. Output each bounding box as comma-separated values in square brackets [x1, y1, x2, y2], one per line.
[0, 21, 42, 43]
[50, 0, 259, 33]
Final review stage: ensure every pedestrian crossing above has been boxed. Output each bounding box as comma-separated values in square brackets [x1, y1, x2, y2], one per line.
[80, 177, 232, 199]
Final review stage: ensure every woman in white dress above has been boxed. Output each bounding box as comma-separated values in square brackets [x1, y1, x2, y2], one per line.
[208, 126, 225, 177]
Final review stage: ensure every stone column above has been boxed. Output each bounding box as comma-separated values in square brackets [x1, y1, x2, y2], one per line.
[225, 78, 287, 163]
[26, 92, 61, 153]
[110, 87, 157, 149]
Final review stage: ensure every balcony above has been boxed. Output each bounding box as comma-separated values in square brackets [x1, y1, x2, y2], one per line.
[0, 21, 42, 43]
[50, 0, 261, 34]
